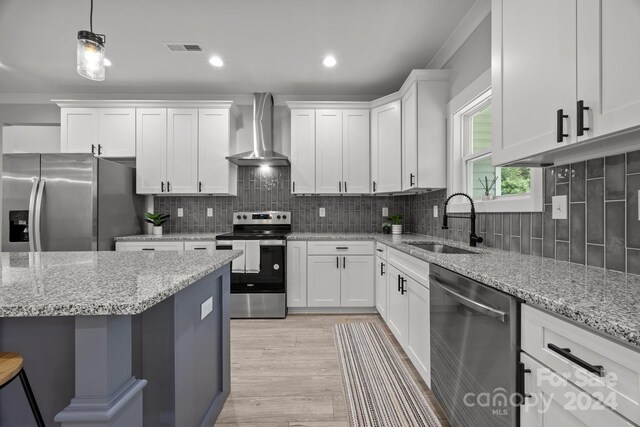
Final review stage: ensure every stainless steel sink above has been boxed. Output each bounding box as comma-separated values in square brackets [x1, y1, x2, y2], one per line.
[409, 243, 477, 254]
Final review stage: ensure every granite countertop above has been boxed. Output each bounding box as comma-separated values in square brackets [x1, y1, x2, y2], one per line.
[115, 233, 222, 242]
[0, 250, 242, 317]
[288, 232, 640, 348]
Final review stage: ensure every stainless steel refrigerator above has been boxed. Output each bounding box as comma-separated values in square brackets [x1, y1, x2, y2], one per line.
[2, 153, 145, 252]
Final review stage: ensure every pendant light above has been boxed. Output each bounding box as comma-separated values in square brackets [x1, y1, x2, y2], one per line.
[77, 0, 106, 81]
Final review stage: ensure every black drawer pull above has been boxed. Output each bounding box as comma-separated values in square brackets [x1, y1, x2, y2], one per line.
[377, 248, 383, 252]
[577, 100, 590, 136]
[547, 343, 604, 377]
[556, 109, 569, 142]
[193, 247, 207, 250]
[336, 247, 348, 250]
[142, 248, 155, 251]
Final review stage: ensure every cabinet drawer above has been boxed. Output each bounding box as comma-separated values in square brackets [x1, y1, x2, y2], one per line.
[115, 241, 185, 251]
[307, 241, 374, 256]
[522, 304, 640, 424]
[184, 241, 216, 251]
[375, 242, 387, 259]
[387, 247, 429, 286]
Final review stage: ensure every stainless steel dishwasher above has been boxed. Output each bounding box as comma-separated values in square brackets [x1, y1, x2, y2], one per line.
[429, 264, 521, 427]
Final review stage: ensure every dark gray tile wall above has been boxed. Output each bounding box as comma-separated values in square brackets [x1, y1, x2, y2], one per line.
[154, 148, 640, 274]
[154, 166, 404, 234]
[399, 148, 640, 274]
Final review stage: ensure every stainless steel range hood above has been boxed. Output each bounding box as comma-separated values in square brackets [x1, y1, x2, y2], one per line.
[226, 92, 290, 167]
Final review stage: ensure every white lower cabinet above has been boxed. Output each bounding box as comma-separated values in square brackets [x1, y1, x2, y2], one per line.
[386, 263, 409, 347]
[406, 276, 430, 386]
[307, 255, 342, 307]
[115, 241, 185, 251]
[341, 256, 374, 306]
[286, 241, 308, 308]
[183, 241, 216, 251]
[307, 255, 374, 307]
[375, 255, 388, 320]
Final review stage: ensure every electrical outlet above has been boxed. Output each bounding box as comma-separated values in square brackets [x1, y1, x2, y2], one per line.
[177, 208, 184, 217]
[382, 207, 389, 217]
[319, 207, 326, 217]
[433, 205, 438, 218]
[552, 195, 568, 220]
[200, 297, 213, 320]
[207, 208, 213, 217]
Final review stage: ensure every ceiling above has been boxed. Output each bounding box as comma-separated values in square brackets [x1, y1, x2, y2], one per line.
[0, 0, 476, 99]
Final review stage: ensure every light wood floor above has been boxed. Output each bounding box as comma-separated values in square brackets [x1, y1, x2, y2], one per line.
[214, 314, 450, 427]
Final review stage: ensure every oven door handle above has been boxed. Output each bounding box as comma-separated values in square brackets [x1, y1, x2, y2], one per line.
[430, 276, 509, 323]
[259, 240, 286, 246]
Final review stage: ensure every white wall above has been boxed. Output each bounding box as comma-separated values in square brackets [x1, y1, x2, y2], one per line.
[2, 125, 60, 154]
[442, 15, 491, 100]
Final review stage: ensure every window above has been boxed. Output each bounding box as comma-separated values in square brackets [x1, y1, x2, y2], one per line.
[447, 69, 543, 213]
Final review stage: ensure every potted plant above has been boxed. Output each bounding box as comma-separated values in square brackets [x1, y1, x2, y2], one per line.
[387, 214, 403, 235]
[478, 176, 499, 200]
[382, 222, 392, 234]
[144, 212, 170, 235]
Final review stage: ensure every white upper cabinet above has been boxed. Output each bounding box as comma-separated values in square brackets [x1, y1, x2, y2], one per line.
[402, 85, 418, 191]
[290, 109, 316, 194]
[492, 0, 578, 165]
[371, 100, 402, 193]
[577, 0, 640, 141]
[342, 110, 370, 194]
[493, 0, 640, 165]
[97, 108, 136, 157]
[136, 108, 167, 194]
[315, 110, 343, 194]
[166, 109, 199, 194]
[198, 108, 237, 195]
[61, 108, 98, 154]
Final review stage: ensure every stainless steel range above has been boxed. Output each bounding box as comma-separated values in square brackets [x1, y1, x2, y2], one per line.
[216, 211, 290, 319]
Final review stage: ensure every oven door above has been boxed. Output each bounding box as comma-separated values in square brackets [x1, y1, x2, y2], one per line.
[217, 240, 285, 293]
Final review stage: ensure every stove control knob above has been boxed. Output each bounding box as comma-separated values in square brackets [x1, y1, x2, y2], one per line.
[243, 215, 247, 219]
[282, 214, 287, 219]
[236, 215, 241, 220]
[277, 215, 281, 219]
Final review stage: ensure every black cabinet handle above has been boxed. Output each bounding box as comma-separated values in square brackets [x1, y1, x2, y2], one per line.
[336, 256, 339, 269]
[338, 181, 342, 193]
[547, 343, 604, 377]
[343, 256, 346, 269]
[401, 277, 407, 295]
[198, 181, 203, 193]
[292, 181, 296, 192]
[336, 246, 348, 250]
[167, 181, 171, 192]
[410, 173, 415, 187]
[91, 144, 96, 155]
[377, 248, 383, 252]
[577, 100, 590, 136]
[380, 262, 385, 275]
[344, 181, 347, 193]
[98, 144, 102, 155]
[516, 362, 532, 405]
[142, 248, 155, 251]
[373, 181, 377, 192]
[161, 182, 165, 192]
[556, 109, 569, 143]
[397, 275, 402, 292]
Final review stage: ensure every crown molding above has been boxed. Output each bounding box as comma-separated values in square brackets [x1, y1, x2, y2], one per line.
[53, 99, 235, 109]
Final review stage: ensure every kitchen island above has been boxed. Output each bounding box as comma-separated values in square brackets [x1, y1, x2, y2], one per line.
[0, 249, 242, 427]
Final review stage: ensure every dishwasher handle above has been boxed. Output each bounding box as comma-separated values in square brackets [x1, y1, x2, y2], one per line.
[430, 275, 509, 323]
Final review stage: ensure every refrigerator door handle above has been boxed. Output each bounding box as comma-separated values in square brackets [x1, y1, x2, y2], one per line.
[34, 179, 46, 252]
[27, 178, 40, 252]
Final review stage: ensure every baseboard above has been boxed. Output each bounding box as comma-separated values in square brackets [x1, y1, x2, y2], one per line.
[288, 307, 378, 315]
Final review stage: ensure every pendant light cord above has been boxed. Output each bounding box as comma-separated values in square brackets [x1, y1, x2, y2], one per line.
[90, 0, 93, 32]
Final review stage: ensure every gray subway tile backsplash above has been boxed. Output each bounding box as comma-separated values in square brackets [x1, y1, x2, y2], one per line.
[154, 148, 640, 274]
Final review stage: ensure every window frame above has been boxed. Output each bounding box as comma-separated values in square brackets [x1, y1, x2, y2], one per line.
[446, 69, 543, 213]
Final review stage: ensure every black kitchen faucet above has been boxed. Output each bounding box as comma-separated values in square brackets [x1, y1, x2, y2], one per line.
[442, 192, 484, 247]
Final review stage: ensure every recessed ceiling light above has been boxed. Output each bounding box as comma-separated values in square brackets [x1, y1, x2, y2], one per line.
[209, 56, 224, 67]
[104, 58, 112, 67]
[323, 55, 337, 68]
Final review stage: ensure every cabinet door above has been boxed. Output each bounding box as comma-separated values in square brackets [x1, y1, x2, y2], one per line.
[341, 256, 374, 307]
[136, 109, 167, 194]
[286, 241, 308, 308]
[60, 108, 98, 154]
[307, 256, 341, 307]
[315, 110, 343, 194]
[406, 277, 430, 386]
[167, 109, 198, 194]
[342, 110, 370, 194]
[577, 0, 640, 141]
[375, 257, 388, 320]
[291, 109, 316, 194]
[402, 84, 418, 191]
[97, 108, 136, 157]
[492, 0, 577, 165]
[371, 101, 401, 193]
[198, 109, 235, 194]
[385, 264, 408, 346]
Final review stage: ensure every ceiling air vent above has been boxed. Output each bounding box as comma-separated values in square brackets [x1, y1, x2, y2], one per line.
[164, 43, 203, 52]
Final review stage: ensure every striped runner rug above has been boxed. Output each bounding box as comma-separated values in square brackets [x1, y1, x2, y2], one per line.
[334, 323, 444, 427]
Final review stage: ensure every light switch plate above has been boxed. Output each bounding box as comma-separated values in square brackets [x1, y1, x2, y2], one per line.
[177, 208, 184, 217]
[319, 207, 326, 217]
[200, 297, 213, 320]
[207, 208, 213, 217]
[552, 195, 568, 220]
[382, 207, 389, 217]
[433, 205, 438, 218]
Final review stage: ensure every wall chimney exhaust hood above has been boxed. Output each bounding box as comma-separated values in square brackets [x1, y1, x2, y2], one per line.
[226, 92, 290, 167]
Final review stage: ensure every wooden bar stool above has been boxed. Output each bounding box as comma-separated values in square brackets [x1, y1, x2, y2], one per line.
[0, 352, 45, 427]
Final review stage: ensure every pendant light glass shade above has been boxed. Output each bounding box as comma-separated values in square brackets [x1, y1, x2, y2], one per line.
[77, 30, 105, 81]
